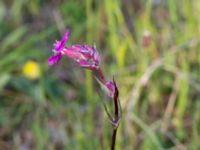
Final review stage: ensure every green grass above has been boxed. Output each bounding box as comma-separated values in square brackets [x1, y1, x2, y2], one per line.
[0, 0, 200, 149]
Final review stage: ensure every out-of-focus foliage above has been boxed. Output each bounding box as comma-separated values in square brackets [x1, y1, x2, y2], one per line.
[0, 0, 200, 149]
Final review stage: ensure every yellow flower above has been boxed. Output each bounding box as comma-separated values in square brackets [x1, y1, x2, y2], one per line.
[22, 60, 40, 80]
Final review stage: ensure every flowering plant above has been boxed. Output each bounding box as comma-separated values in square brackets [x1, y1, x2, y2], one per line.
[48, 31, 121, 150]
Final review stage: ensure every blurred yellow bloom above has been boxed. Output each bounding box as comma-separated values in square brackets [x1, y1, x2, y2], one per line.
[22, 60, 40, 80]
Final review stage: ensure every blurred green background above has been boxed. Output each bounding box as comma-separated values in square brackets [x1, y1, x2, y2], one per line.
[0, 0, 200, 149]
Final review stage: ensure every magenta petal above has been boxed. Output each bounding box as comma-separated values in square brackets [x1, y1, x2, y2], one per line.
[48, 53, 62, 65]
[54, 31, 70, 51]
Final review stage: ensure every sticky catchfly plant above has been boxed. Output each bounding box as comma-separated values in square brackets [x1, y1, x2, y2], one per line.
[48, 30, 121, 150]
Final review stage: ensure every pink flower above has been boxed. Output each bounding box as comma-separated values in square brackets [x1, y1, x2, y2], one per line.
[105, 79, 119, 99]
[105, 80, 115, 98]
[63, 44, 100, 70]
[48, 31, 69, 65]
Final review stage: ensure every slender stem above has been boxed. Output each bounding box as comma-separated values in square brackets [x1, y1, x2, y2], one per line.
[95, 69, 120, 150]
[111, 81, 120, 150]
[95, 68, 106, 83]
[114, 97, 119, 117]
[111, 129, 117, 150]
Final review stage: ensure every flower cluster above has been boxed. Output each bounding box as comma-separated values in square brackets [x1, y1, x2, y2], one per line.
[48, 31, 118, 98]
